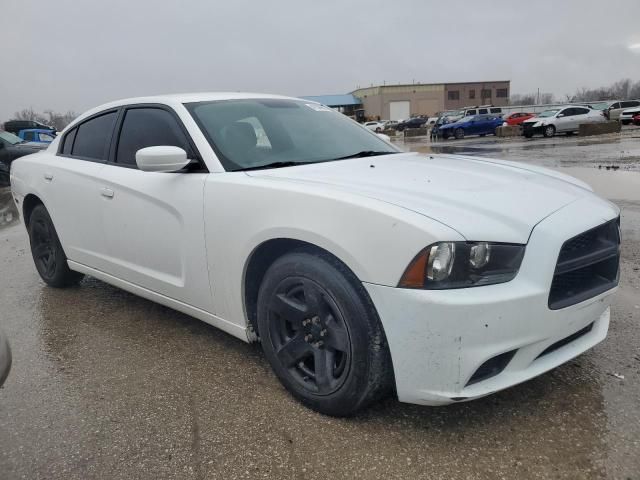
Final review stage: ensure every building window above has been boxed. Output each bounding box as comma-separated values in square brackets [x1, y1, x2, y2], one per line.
[496, 88, 508, 98]
[469, 89, 475, 99]
[481, 89, 492, 99]
[448, 91, 460, 100]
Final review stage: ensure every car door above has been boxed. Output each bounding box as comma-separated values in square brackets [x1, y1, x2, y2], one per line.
[571, 107, 591, 130]
[41, 111, 117, 271]
[99, 105, 213, 312]
[555, 108, 574, 132]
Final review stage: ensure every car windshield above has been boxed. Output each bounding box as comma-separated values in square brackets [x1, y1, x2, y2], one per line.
[537, 109, 560, 118]
[0, 130, 24, 145]
[588, 102, 609, 111]
[186, 99, 399, 171]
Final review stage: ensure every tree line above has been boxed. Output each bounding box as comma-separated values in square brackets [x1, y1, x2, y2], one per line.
[9, 108, 77, 131]
[511, 78, 640, 106]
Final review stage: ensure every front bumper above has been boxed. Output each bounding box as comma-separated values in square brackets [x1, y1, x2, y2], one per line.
[365, 195, 619, 406]
[522, 123, 544, 136]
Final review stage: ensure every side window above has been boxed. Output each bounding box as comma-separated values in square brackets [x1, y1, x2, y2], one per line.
[72, 112, 117, 160]
[466, 110, 476, 116]
[116, 108, 191, 166]
[610, 103, 620, 109]
[561, 108, 575, 117]
[621, 101, 639, 109]
[23, 132, 34, 141]
[575, 108, 590, 115]
[478, 108, 488, 114]
[39, 133, 55, 142]
[490, 107, 502, 113]
[61, 128, 77, 155]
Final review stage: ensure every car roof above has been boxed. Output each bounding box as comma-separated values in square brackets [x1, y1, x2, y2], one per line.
[70, 92, 308, 128]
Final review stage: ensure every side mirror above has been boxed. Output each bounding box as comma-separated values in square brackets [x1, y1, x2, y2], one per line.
[377, 133, 391, 142]
[135, 146, 191, 173]
[557, 114, 565, 118]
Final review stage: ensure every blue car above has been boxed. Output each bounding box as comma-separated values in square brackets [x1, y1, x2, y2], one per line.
[438, 114, 503, 140]
[17, 128, 56, 144]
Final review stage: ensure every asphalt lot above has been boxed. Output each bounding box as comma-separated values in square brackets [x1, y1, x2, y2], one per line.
[1, 129, 639, 479]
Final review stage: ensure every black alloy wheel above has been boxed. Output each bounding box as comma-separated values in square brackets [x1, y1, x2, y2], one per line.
[257, 250, 393, 416]
[266, 277, 351, 395]
[28, 205, 84, 287]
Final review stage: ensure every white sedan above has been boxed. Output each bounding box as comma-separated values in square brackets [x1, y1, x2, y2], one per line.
[521, 106, 606, 137]
[363, 121, 386, 132]
[10, 93, 620, 415]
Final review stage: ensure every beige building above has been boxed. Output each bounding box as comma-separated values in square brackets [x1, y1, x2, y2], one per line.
[352, 81, 510, 120]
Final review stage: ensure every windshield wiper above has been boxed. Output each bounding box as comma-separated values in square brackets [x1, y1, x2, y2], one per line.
[333, 151, 396, 160]
[233, 161, 307, 172]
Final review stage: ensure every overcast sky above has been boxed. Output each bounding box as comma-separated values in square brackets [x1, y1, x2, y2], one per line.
[1, 0, 639, 120]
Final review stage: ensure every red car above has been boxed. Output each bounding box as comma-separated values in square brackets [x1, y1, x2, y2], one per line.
[504, 112, 535, 126]
[633, 113, 640, 126]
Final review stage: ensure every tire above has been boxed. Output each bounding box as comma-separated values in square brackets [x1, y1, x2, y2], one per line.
[565, 131, 574, 136]
[621, 120, 630, 126]
[375, 127, 382, 133]
[442, 131, 450, 139]
[543, 125, 556, 138]
[454, 128, 465, 139]
[479, 133, 486, 137]
[28, 205, 84, 288]
[256, 250, 393, 416]
[523, 132, 533, 138]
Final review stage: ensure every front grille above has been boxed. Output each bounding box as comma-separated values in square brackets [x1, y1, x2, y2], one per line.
[536, 323, 594, 359]
[548, 218, 620, 310]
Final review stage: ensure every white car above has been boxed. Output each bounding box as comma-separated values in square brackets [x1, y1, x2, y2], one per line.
[10, 93, 620, 416]
[619, 106, 640, 125]
[521, 106, 606, 138]
[604, 100, 640, 121]
[363, 121, 386, 132]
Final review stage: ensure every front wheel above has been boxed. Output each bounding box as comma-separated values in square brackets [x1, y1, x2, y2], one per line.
[454, 128, 465, 139]
[543, 125, 556, 137]
[257, 251, 393, 416]
[28, 205, 84, 287]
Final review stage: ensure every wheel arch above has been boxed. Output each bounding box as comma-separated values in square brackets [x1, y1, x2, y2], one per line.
[242, 238, 367, 341]
[22, 193, 45, 227]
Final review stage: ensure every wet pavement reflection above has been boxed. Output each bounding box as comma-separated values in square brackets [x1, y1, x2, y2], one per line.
[1, 131, 640, 479]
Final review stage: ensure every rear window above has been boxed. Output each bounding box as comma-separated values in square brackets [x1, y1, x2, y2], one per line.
[71, 112, 117, 160]
[621, 101, 640, 108]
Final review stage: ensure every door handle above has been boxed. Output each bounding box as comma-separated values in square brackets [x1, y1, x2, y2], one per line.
[100, 187, 114, 199]
[44, 173, 53, 181]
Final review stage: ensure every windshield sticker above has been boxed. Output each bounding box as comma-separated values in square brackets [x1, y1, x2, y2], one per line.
[305, 103, 333, 112]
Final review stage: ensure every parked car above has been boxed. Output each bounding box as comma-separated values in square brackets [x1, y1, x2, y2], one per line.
[603, 100, 640, 121]
[0, 329, 10, 387]
[364, 121, 386, 132]
[11, 93, 620, 416]
[3, 120, 55, 135]
[462, 105, 502, 117]
[619, 106, 640, 125]
[18, 129, 56, 144]
[396, 116, 428, 131]
[439, 109, 464, 123]
[383, 120, 399, 130]
[521, 107, 606, 138]
[438, 114, 504, 139]
[0, 130, 42, 186]
[503, 112, 535, 126]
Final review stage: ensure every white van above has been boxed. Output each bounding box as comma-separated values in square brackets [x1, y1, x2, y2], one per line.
[462, 105, 503, 117]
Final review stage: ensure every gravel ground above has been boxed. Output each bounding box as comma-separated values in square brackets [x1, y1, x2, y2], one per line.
[0, 128, 639, 480]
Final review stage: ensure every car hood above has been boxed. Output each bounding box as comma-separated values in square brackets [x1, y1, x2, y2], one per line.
[246, 152, 595, 243]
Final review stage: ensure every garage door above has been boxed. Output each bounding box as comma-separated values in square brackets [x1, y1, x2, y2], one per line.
[389, 101, 410, 121]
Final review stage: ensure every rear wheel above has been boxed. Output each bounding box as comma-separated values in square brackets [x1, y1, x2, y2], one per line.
[543, 125, 556, 138]
[257, 250, 393, 416]
[523, 132, 533, 138]
[454, 128, 465, 139]
[28, 205, 84, 287]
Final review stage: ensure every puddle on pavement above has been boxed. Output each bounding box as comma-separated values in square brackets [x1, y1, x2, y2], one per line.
[0, 187, 19, 231]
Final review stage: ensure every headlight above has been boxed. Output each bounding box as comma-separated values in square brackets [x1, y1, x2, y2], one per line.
[398, 242, 525, 289]
[533, 121, 543, 127]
